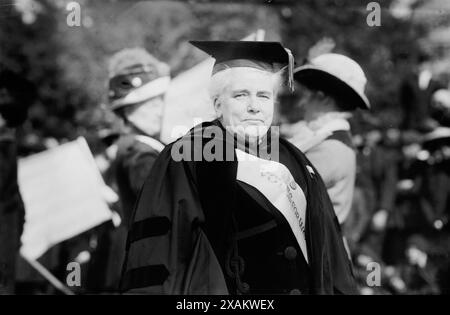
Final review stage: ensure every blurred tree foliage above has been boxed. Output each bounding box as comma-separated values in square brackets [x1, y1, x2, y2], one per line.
[0, 0, 79, 152]
[1, 0, 281, 153]
[0, 0, 434, 154]
[279, 0, 428, 126]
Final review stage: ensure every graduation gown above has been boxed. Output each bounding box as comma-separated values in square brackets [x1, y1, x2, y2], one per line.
[120, 120, 356, 294]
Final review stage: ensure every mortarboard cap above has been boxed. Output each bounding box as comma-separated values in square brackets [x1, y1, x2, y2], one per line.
[190, 41, 295, 91]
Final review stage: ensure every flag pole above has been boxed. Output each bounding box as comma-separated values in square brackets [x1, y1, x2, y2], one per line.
[21, 255, 75, 295]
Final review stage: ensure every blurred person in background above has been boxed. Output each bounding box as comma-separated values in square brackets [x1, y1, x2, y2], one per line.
[84, 120, 122, 293]
[365, 127, 403, 252]
[94, 48, 170, 292]
[0, 69, 33, 294]
[419, 128, 450, 233]
[285, 53, 370, 229]
[397, 51, 442, 133]
[382, 112, 450, 267]
[380, 130, 425, 267]
[350, 126, 410, 293]
[345, 128, 385, 254]
[107, 48, 170, 228]
[429, 89, 450, 128]
[340, 122, 406, 294]
[400, 235, 441, 294]
[417, 127, 450, 294]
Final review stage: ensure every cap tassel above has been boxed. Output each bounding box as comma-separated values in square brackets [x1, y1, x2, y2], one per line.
[285, 48, 295, 92]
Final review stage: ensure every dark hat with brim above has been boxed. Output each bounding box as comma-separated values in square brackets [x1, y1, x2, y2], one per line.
[294, 53, 370, 110]
[108, 48, 170, 112]
[294, 67, 369, 110]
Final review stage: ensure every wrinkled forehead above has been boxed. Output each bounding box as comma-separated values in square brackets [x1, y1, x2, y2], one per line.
[223, 67, 275, 91]
[212, 59, 282, 75]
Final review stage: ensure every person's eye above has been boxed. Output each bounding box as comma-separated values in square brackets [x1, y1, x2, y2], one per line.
[259, 94, 271, 100]
[234, 93, 246, 99]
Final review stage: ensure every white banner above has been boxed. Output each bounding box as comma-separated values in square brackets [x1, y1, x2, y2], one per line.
[18, 137, 114, 260]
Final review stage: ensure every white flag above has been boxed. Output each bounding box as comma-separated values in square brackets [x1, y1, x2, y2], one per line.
[18, 137, 114, 260]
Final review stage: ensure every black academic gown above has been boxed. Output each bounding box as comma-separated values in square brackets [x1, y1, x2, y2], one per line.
[120, 120, 356, 294]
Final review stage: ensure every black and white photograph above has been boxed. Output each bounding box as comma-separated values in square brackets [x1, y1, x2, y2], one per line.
[1, 0, 450, 301]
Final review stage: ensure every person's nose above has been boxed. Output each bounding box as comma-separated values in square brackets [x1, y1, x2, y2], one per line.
[247, 95, 260, 113]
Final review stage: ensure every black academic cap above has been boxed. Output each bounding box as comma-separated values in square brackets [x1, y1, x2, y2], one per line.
[190, 40, 295, 91]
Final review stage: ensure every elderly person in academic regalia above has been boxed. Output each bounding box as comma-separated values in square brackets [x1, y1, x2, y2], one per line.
[120, 41, 356, 295]
[284, 54, 370, 227]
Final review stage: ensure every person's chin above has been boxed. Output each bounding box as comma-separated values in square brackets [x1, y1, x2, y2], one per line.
[243, 124, 268, 139]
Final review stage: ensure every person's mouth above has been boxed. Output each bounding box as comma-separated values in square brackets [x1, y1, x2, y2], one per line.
[243, 119, 264, 124]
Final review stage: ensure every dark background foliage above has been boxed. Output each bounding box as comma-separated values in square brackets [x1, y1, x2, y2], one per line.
[1, 0, 448, 153]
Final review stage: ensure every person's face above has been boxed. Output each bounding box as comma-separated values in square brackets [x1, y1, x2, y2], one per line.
[366, 130, 382, 146]
[295, 86, 316, 110]
[293, 85, 331, 120]
[125, 95, 164, 137]
[215, 68, 275, 142]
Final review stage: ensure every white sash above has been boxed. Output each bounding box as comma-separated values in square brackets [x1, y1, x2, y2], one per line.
[235, 149, 309, 263]
[134, 135, 165, 153]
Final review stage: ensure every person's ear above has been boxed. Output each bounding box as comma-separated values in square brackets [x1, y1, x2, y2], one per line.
[214, 97, 222, 118]
[316, 90, 326, 101]
[324, 94, 339, 110]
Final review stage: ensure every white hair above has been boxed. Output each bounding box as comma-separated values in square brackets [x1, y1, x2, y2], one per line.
[208, 67, 283, 105]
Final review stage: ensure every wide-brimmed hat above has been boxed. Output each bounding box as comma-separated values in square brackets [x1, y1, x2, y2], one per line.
[294, 53, 370, 110]
[108, 48, 170, 111]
